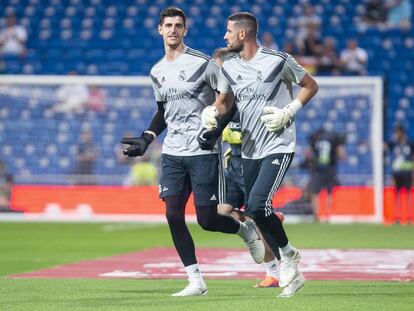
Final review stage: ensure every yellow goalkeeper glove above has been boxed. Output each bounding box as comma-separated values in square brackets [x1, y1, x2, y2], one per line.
[222, 127, 242, 145]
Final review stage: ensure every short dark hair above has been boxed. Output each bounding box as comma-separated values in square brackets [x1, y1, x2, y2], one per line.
[159, 7, 187, 27]
[227, 12, 258, 37]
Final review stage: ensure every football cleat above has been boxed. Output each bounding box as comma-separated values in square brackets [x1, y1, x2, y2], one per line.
[253, 276, 279, 288]
[277, 272, 305, 298]
[171, 282, 208, 297]
[279, 247, 301, 288]
[239, 220, 265, 264]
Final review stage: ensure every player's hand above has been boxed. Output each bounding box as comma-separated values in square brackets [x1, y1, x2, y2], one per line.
[261, 100, 302, 132]
[201, 106, 218, 130]
[260, 106, 289, 132]
[198, 129, 220, 150]
[121, 132, 154, 157]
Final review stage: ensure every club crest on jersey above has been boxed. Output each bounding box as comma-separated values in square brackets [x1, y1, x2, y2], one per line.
[178, 71, 186, 81]
[256, 71, 262, 82]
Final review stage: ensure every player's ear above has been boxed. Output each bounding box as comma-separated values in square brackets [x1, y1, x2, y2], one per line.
[158, 24, 162, 36]
[239, 29, 245, 40]
[183, 27, 188, 37]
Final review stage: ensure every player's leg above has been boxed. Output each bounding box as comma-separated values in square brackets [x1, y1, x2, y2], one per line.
[187, 154, 264, 263]
[223, 157, 281, 287]
[243, 153, 304, 294]
[159, 154, 207, 296]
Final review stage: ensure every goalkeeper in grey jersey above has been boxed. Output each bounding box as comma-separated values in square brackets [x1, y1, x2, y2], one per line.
[202, 12, 318, 297]
[120, 7, 265, 297]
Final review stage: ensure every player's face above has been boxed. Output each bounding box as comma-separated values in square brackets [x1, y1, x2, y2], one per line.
[158, 16, 187, 49]
[224, 21, 244, 53]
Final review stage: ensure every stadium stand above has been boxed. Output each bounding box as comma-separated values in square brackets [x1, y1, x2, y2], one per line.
[0, 0, 412, 185]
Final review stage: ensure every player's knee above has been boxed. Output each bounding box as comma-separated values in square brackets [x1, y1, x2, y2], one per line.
[165, 209, 185, 225]
[247, 194, 267, 219]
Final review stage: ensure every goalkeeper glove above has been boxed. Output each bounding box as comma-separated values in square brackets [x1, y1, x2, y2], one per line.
[222, 126, 242, 145]
[201, 105, 218, 130]
[121, 132, 154, 157]
[198, 129, 220, 150]
[260, 99, 302, 132]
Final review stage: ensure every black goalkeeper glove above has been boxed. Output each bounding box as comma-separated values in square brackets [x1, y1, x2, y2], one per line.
[198, 129, 220, 150]
[121, 132, 154, 157]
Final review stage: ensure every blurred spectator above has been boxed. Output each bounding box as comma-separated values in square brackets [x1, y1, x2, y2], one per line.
[119, 132, 161, 186]
[123, 153, 158, 186]
[316, 36, 341, 75]
[0, 14, 27, 57]
[339, 39, 368, 75]
[87, 85, 105, 112]
[282, 40, 300, 57]
[386, 0, 412, 31]
[294, 27, 322, 75]
[0, 160, 13, 212]
[260, 31, 279, 50]
[386, 124, 414, 222]
[300, 26, 323, 57]
[359, 0, 387, 27]
[295, 3, 322, 42]
[72, 129, 98, 184]
[53, 71, 89, 114]
[302, 128, 346, 220]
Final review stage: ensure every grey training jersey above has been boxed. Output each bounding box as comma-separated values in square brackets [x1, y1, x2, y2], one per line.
[218, 47, 307, 159]
[151, 46, 220, 156]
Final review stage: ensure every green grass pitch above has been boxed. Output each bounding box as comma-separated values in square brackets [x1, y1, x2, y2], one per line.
[1, 222, 413, 310]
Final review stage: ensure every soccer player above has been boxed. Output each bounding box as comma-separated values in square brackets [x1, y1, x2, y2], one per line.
[212, 48, 283, 288]
[387, 124, 414, 223]
[121, 7, 264, 297]
[201, 12, 319, 297]
[304, 127, 346, 220]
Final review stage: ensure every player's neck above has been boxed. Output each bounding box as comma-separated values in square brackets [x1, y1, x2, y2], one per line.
[239, 42, 259, 62]
[164, 43, 186, 62]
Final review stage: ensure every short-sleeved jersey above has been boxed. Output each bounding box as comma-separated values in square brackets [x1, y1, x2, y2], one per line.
[389, 139, 414, 173]
[218, 47, 307, 159]
[150, 46, 220, 156]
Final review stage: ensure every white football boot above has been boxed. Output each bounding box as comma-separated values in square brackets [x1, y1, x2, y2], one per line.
[279, 247, 301, 288]
[171, 281, 208, 297]
[277, 272, 305, 298]
[237, 220, 265, 264]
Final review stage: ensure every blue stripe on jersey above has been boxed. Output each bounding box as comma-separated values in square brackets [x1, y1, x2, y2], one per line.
[267, 79, 283, 101]
[263, 60, 285, 83]
[221, 67, 237, 85]
[186, 61, 209, 82]
[151, 74, 162, 88]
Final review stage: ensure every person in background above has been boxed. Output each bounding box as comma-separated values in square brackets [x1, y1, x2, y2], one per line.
[386, 0, 412, 31]
[316, 36, 341, 75]
[339, 39, 368, 76]
[387, 124, 414, 223]
[53, 71, 89, 114]
[303, 128, 346, 220]
[72, 129, 98, 185]
[0, 160, 13, 212]
[0, 13, 27, 57]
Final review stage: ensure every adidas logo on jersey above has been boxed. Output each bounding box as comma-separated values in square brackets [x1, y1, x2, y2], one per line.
[236, 75, 243, 80]
[162, 76, 166, 82]
[210, 194, 217, 201]
[272, 159, 280, 165]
